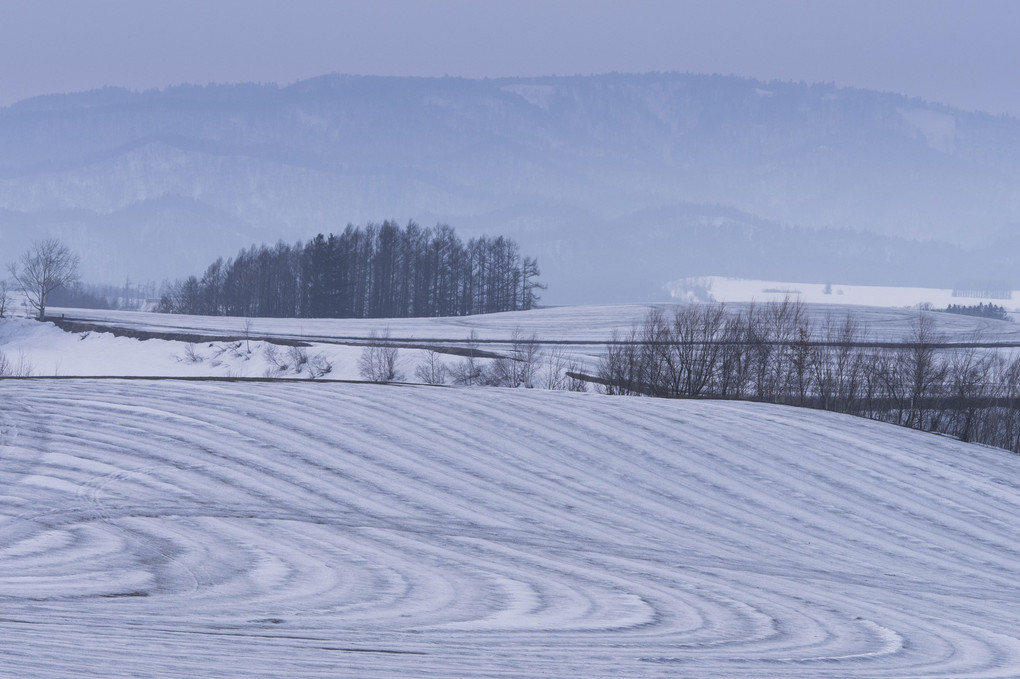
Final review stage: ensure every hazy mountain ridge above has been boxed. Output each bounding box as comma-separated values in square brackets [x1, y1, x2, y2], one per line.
[1, 72, 1018, 302]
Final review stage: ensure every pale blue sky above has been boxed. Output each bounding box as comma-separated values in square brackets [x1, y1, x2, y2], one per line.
[2, 0, 1018, 115]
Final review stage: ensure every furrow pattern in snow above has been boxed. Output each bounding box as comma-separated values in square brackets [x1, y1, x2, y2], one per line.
[1, 380, 1019, 677]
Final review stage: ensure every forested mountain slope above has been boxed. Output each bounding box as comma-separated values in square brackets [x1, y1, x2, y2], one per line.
[3, 73, 1019, 300]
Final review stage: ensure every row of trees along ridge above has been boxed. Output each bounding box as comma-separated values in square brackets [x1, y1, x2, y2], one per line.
[159, 221, 544, 318]
[595, 300, 1020, 454]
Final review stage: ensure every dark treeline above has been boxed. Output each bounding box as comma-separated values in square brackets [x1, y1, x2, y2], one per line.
[158, 221, 544, 318]
[597, 300, 1020, 454]
[49, 281, 158, 311]
[943, 303, 1011, 321]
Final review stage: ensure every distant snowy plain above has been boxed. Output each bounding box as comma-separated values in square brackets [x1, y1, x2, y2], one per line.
[669, 276, 1020, 312]
[2, 303, 1020, 676]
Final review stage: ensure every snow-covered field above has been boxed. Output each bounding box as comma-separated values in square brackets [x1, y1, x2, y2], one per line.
[0, 316, 375, 380]
[1, 380, 1019, 677]
[52, 301, 1020, 345]
[49, 304, 656, 343]
[3, 303, 1020, 676]
[9, 302, 1017, 382]
[669, 276, 1019, 311]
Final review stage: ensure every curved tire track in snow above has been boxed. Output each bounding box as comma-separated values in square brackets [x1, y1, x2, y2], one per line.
[1, 380, 1019, 677]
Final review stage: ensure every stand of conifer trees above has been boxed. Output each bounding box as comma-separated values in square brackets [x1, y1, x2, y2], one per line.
[158, 221, 544, 318]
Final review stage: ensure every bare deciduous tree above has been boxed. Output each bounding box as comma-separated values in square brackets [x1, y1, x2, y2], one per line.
[415, 350, 450, 385]
[358, 329, 403, 382]
[593, 300, 1020, 454]
[452, 330, 484, 386]
[541, 346, 589, 392]
[542, 346, 571, 390]
[486, 328, 541, 388]
[0, 279, 10, 319]
[900, 311, 947, 429]
[8, 239, 80, 320]
[241, 317, 254, 354]
[0, 349, 35, 377]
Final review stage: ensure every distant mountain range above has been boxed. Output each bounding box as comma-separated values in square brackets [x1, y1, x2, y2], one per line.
[2, 72, 1019, 304]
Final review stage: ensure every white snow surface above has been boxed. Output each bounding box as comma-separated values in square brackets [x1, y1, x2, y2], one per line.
[2, 301, 1019, 384]
[0, 316, 379, 380]
[669, 276, 1019, 312]
[33, 302, 1020, 377]
[52, 302, 1020, 344]
[1, 380, 1019, 677]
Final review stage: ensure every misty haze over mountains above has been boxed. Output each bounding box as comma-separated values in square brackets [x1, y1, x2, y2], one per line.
[2, 72, 1019, 304]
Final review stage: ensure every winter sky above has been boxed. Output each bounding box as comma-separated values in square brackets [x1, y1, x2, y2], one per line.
[2, 0, 1019, 116]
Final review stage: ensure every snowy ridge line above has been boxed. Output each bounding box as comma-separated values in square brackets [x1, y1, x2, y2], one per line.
[0, 374, 414, 383]
[50, 301, 1020, 345]
[2, 380, 1019, 677]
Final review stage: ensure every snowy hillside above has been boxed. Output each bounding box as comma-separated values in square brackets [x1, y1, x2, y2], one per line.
[1, 380, 1018, 677]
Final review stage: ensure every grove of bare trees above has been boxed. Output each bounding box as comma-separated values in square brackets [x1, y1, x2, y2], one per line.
[596, 300, 1020, 454]
[158, 221, 544, 319]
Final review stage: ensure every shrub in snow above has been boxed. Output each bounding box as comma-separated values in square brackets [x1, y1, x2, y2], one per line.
[182, 343, 203, 364]
[263, 344, 289, 374]
[0, 349, 34, 377]
[415, 350, 449, 385]
[307, 353, 333, 379]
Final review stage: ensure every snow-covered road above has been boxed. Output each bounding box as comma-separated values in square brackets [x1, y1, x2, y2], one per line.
[1, 380, 1018, 676]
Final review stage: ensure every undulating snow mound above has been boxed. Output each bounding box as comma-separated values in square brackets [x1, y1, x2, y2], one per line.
[1, 381, 1018, 677]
